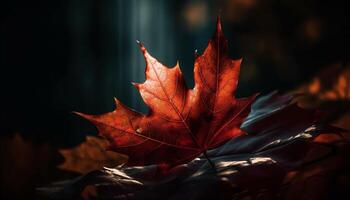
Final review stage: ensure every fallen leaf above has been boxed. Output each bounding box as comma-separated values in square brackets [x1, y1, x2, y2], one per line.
[76, 17, 257, 166]
[58, 136, 127, 174]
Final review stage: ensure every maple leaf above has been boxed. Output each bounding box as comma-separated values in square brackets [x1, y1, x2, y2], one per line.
[58, 136, 127, 174]
[76, 17, 257, 166]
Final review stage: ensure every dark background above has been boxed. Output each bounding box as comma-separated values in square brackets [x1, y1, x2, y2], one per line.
[0, 0, 349, 199]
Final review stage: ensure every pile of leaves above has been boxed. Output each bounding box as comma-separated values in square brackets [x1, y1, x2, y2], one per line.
[39, 18, 350, 200]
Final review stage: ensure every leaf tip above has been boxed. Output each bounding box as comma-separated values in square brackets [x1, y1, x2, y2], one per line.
[215, 15, 222, 36]
[136, 40, 147, 53]
[131, 82, 141, 90]
[72, 111, 91, 120]
[72, 111, 82, 116]
[194, 49, 199, 58]
[113, 97, 121, 107]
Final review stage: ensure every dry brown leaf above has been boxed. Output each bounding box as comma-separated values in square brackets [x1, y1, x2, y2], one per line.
[58, 136, 127, 174]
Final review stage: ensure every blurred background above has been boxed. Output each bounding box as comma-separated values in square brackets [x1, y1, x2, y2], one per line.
[0, 0, 349, 199]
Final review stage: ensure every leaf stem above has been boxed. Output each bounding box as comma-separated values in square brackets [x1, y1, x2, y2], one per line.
[203, 151, 215, 169]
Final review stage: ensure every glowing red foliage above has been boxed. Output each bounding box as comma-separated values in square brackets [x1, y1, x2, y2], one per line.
[76, 17, 257, 166]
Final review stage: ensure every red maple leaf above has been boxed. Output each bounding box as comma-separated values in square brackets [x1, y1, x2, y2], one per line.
[76, 17, 257, 166]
